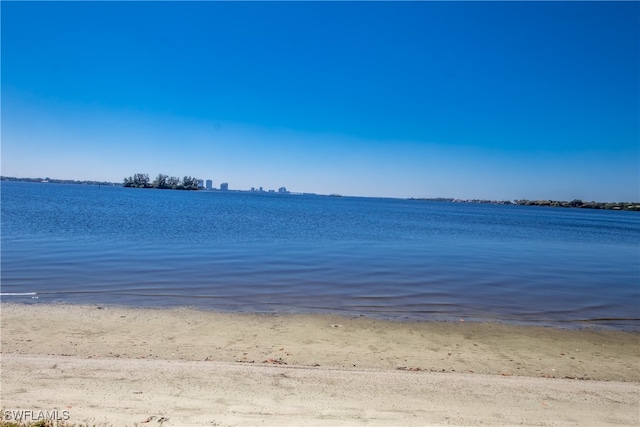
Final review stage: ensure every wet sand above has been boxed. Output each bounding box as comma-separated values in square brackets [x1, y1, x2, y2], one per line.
[1, 303, 639, 426]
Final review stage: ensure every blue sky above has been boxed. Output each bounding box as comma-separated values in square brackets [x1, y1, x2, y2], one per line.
[2, 2, 638, 200]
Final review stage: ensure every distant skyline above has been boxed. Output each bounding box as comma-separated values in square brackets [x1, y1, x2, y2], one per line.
[2, 2, 638, 201]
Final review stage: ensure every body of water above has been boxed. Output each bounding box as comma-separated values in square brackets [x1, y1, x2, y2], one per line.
[2, 181, 639, 330]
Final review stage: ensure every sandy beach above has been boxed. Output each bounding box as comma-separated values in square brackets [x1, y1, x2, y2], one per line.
[1, 303, 638, 426]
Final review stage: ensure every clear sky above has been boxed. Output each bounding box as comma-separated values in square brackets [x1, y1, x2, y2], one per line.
[2, 1, 638, 201]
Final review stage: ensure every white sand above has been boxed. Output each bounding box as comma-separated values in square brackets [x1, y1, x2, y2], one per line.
[1, 303, 639, 426]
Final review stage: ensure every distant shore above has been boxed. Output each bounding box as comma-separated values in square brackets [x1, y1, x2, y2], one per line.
[0, 175, 119, 187]
[1, 303, 638, 426]
[410, 197, 640, 211]
[3, 176, 639, 210]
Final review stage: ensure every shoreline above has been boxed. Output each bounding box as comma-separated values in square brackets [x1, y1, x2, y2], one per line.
[3, 298, 638, 333]
[2, 303, 639, 426]
[2, 302, 639, 380]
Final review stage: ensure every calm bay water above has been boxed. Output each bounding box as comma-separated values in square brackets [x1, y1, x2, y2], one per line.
[2, 181, 639, 330]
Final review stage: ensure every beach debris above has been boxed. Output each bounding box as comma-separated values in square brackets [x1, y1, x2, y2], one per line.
[501, 372, 512, 377]
[397, 366, 423, 371]
[140, 416, 169, 425]
[263, 358, 287, 365]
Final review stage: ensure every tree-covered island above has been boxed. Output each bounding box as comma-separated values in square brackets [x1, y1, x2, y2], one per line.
[123, 173, 200, 190]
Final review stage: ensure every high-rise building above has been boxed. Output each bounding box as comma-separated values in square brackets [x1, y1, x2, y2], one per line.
[205, 179, 213, 190]
[278, 187, 288, 194]
[220, 182, 229, 191]
[197, 179, 204, 189]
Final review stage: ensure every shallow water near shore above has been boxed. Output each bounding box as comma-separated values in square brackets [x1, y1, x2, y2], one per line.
[2, 181, 639, 330]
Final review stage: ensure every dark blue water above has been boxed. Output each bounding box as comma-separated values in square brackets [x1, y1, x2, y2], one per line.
[2, 181, 639, 330]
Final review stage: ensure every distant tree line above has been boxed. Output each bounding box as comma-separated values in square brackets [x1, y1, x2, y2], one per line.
[0, 176, 117, 186]
[514, 199, 640, 211]
[409, 197, 640, 211]
[123, 173, 200, 190]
